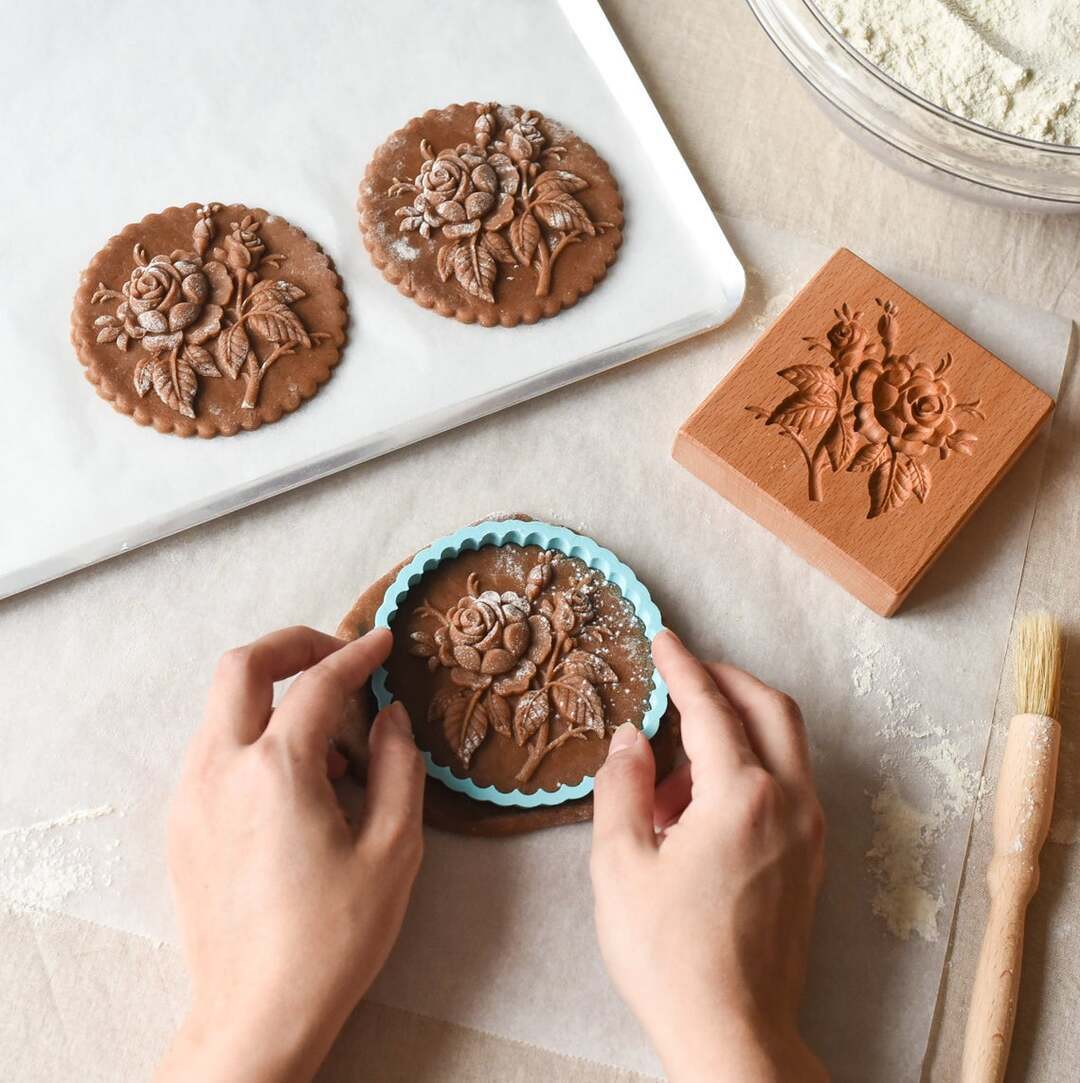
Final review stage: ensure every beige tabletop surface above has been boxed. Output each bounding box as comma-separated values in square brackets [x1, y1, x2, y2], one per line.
[4, 2, 1080, 1080]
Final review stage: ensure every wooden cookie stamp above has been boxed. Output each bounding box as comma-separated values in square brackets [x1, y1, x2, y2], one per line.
[674, 249, 1054, 616]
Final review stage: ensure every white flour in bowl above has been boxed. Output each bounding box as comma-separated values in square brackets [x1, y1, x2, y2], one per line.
[817, 0, 1080, 146]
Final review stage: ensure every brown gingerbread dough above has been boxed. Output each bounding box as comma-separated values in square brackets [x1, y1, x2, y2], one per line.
[72, 202, 347, 437]
[359, 103, 623, 327]
[335, 515, 680, 836]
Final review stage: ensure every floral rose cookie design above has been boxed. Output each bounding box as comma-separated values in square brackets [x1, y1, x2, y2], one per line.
[72, 203, 347, 437]
[384, 544, 654, 794]
[747, 299, 986, 518]
[359, 103, 623, 326]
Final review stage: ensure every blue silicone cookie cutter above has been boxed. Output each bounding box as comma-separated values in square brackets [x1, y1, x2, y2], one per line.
[371, 519, 668, 807]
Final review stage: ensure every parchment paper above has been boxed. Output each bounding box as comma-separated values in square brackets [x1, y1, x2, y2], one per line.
[0, 0, 742, 598]
[0, 217, 1068, 1080]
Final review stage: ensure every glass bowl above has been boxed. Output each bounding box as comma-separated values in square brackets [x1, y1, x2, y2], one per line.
[744, 0, 1080, 213]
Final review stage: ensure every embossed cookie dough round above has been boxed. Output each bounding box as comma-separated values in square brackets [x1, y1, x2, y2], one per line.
[72, 203, 347, 438]
[358, 103, 623, 327]
[384, 543, 655, 796]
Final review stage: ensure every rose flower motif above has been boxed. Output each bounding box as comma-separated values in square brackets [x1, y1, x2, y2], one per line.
[409, 150, 502, 240]
[223, 215, 266, 273]
[506, 112, 545, 163]
[852, 355, 959, 455]
[118, 254, 224, 355]
[826, 311, 869, 372]
[434, 589, 531, 677]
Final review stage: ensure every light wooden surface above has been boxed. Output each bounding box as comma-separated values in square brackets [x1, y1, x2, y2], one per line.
[961, 715, 1061, 1083]
[4, 2, 1080, 1080]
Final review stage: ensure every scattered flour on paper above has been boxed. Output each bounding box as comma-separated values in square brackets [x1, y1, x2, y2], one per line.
[0, 804, 123, 920]
[851, 616, 987, 941]
[744, 266, 798, 332]
[818, 0, 1080, 145]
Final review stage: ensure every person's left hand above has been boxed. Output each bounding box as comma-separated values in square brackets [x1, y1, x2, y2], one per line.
[155, 626, 424, 1083]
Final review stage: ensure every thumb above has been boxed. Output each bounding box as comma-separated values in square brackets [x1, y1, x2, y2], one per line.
[360, 701, 425, 851]
[592, 723, 657, 858]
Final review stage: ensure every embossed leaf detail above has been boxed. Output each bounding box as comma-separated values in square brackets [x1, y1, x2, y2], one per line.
[778, 365, 839, 394]
[868, 453, 927, 519]
[561, 650, 618, 685]
[248, 279, 305, 310]
[533, 194, 595, 235]
[848, 442, 890, 473]
[409, 630, 435, 658]
[908, 457, 931, 503]
[532, 169, 589, 195]
[436, 242, 458, 283]
[551, 675, 605, 735]
[182, 344, 221, 378]
[215, 321, 250, 380]
[510, 211, 541, 266]
[248, 308, 311, 347]
[433, 689, 487, 765]
[822, 409, 856, 471]
[513, 688, 550, 746]
[452, 240, 496, 303]
[133, 356, 153, 397]
[748, 296, 984, 513]
[427, 687, 455, 724]
[488, 693, 512, 738]
[459, 698, 489, 768]
[481, 231, 515, 265]
[150, 356, 197, 419]
[767, 390, 836, 433]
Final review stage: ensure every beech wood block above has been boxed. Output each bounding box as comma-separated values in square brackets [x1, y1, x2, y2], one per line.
[674, 249, 1054, 616]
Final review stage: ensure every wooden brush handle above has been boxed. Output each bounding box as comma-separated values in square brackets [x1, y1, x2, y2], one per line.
[961, 713, 1060, 1083]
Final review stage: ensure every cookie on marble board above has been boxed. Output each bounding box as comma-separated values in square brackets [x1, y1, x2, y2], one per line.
[358, 103, 623, 327]
[72, 203, 347, 437]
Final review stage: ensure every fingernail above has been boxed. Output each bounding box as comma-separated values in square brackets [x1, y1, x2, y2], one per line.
[607, 722, 639, 758]
[385, 700, 412, 735]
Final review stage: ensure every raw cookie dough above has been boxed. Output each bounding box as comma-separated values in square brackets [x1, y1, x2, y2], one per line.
[336, 515, 680, 836]
[72, 202, 347, 437]
[358, 103, 623, 326]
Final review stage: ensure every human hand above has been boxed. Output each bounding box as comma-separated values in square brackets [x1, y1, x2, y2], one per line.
[155, 626, 424, 1083]
[590, 631, 827, 1083]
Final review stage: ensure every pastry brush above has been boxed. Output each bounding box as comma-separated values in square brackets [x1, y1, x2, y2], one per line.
[961, 612, 1063, 1083]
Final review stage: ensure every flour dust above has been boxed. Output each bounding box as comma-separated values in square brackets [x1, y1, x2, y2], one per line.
[851, 615, 987, 941]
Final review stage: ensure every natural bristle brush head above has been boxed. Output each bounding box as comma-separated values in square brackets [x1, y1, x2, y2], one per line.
[1014, 612, 1063, 719]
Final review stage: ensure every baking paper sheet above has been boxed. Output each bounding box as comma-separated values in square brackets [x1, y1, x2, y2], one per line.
[0, 216, 1069, 1081]
[0, 0, 742, 598]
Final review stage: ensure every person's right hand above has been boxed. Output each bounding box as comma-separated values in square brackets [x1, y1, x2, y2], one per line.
[590, 631, 828, 1083]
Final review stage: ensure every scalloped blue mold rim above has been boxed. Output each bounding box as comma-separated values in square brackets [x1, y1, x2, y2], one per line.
[371, 519, 668, 808]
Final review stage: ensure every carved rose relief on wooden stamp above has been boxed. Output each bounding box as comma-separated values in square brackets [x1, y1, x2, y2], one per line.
[746, 299, 986, 519]
[386, 104, 612, 303]
[407, 550, 621, 785]
[88, 204, 330, 419]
